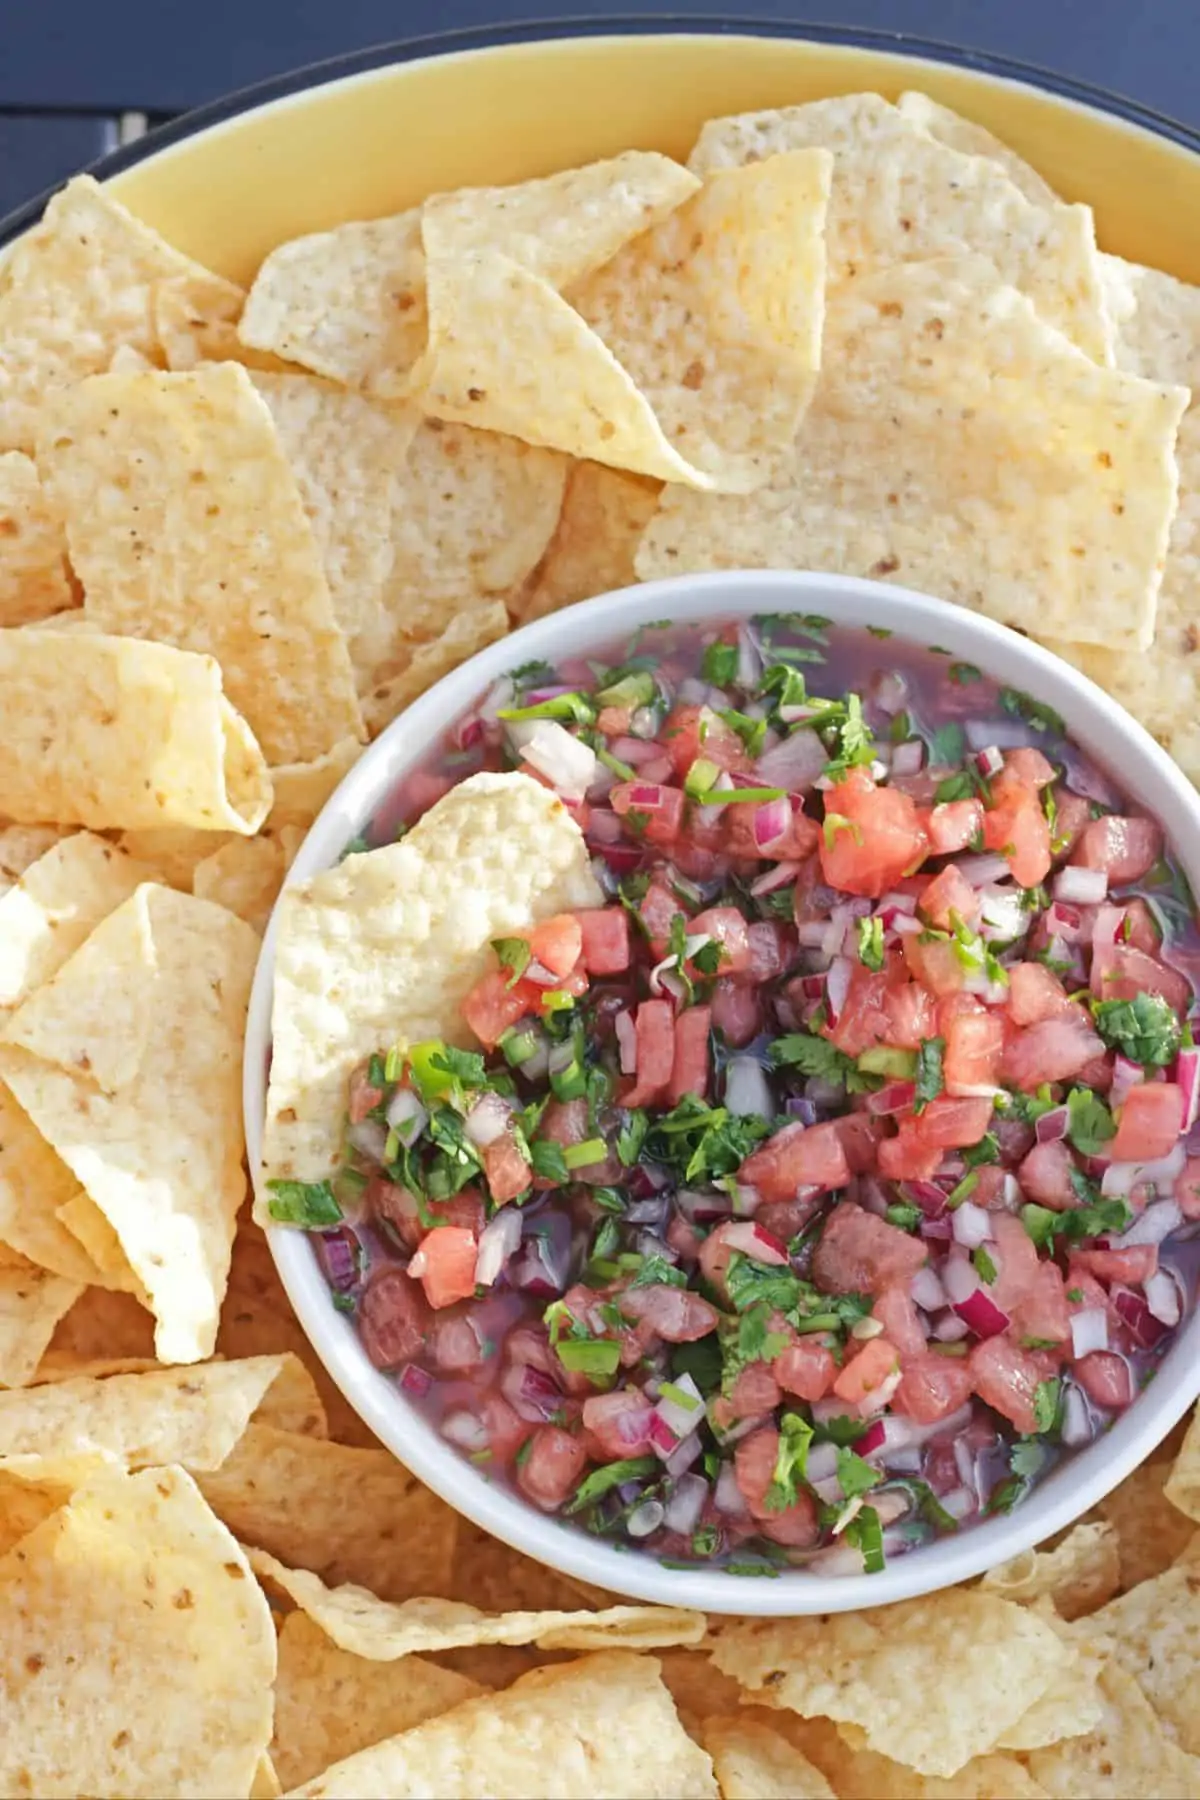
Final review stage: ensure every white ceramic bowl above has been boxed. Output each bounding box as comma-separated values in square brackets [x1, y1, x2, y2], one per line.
[245, 569, 1200, 1614]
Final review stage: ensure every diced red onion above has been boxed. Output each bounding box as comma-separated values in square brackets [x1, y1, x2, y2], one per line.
[628, 782, 666, 807]
[951, 1201, 994, 1248]
[753, 796, 792, 849]
[979, 888, 1028, 942]
[795, 920, 832, 949]
[866, 1080, 917, 1117]
[630, 705, 660, 740]
[463, 1091, 513, 1148]
[316, 1229, 362, 1291]
[1176, 1048, 1200, 1133]
[755, 727, 826, 792]
[750, 860, 801, 896]
[910, 1264, 948, 1312]
[1061, 1383, 1094, 1447]
[586, 762, 617, 803]
[1111, 1056, 1144, 1109]
[907, 1180, 950, 1217]
[974, 744, 1006, 775]
[857, 1368, 904, 1414]
[954, 853, 1012, 887]
[812, 1474, 845, 1506]
[1118, 1196, 1183, 1245]
[724, 1057, 774, 1121]
[636, 1231, 678, 1266]
[1092, 904, 1125, 949]
[664, 1434, 704, 1482]
[954, 1287, 1011, 1337]
[1054, 865, 1108, 904]
[878, 889, 919, 916]
[478, 677, 515, 724]
[714, 1462, 749, 1514]
[525, 684, 574, 705]
[647, 1411, 682, 1460]
[629, 1161, 671, 1196]
[802, 1440, 839, 1485]
[442, 1409, 490, 1452]
[474, 1207, 523, 1287]
[610, 735, 659, 767]
[398, 1362, 432, 1398]
[939, 1485, 976, 1521]
[521, 721, 597, 803]
[654, 1372, 705, 1440]
[1103, 1147, 1185, 1199]
[1112, 1287, 1170, 1348]
[676, 1188, 733, 1225]
[614, 1009, 638, 1075]
[1046, 900, 1084, 941]
[511, 1222, 573, 1297]
[639, 755, 673, 783]
[1035, 1106, 1071, 1145]
[880, 742, 923, 786]
[1144, 1267, 1183, 1327]
[346, 1118, 389, 1165]
[952, 1435, 978, 1495]
[966, 721, 1034, 751]
[1070, 1308, 1109, 1358]
[663, 1470, 708, 1532]
[720, 1220, 789, 1264]
[509, 1364, 564, 1422]
[586, 806, 623, 845]
[736, 623, 762, 689]
[855, 1419, 887, 1457]
[731, 1182, 765, 1218]
[884, 1445, 924, 1474]
[825, 956, 853, 1023]
[627, 1498, 665, 1538]
[931, 1308, 971, 1341]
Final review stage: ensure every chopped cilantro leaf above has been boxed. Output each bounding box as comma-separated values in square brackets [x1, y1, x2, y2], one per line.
[1033, 1378, 1061, 1434]
[529, 1138, 569, 1185]
[972, 1246, 998, 1285]
[948, 662, 982, 685]
[702, 640, 739, 686]
[857, 915, 886, 971]
[929, 721, 965, 766]
[934, 770, 976, 804]
[759, 663, 809, 710]
[565, 1457, 658, 1514]
[490, 936, 531, 989]
[1000, 687, 1065, 736]
[890, 710, 912, 743]
[616, 1110, 649, 1167]
[1066, 1087, 1116, 1157]
[867, 626, 893, 639]
[812, 1415, 870, 1447]
[843, 1503, 886, 1573]
[768, 1031, 881, 1095]
[629, 1254, 689, 1290]
[718, 707, 769, 757]
[836, 1447, 882, 1501]
[764, 1412, 813, 1512]
[963, 1132, 1001, 1168]
[692, 939, 723, 977]
[1093, 992, 1181, 1068]
[823, 692, 876, 781]
[913, 1037, 945, 1114]
[430, 1045, 489, 1089]
[645, 1095, 771, 1183]
[672, 1335, 723, 1397]
[266, 1178, 342, 1229]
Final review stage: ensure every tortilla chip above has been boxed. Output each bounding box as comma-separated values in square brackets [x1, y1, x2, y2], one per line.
[0, 451, 74, 625]
[249, 1549, 704, 1660]
[272, 1610, 485, 1791]
[0, 825, 65, 894]
[217, 1216, 377, 1447]
[192, 827, 303, 933]
[55, 1190, 142, 1292]
[703, 1714, 835, 1799]
[38, 363, 364, 764]
[709, 1589, 1071, 1778]
[780, 1714, 1049, 1800]
[114, 825, 232, 889]
[0, 1463, 274, 1798]
[515, 461, 661, 622]
[0, 1250, 82, 1388]
[0, 883, 257, 1363]
[1039, 266, 1200, 777]
[0, 1353, 322, 1473]
[981, 1520, 1120, 1619]
[197, 1425, 456, 1598]
[261, 770, 600, 1187]
[154, 273, 289, 374]
[0, 1448, 122, 1554]
[1164, 1404, 1200, 1520]
[267, 739, 362, 833]
[992, 1608, 1106, 1751]
[286, 1649, 716, 1799]
[0, 831, 156, 1013]
[0, 1082, 118, 1286]
[0, 174, 243, 453]
[252, 1754, 283, 1800]
[0, 628, 272, 832]
[1088, 1446, 1198, 1588]
[249, 373, 418, 686]
[361, 602, 510, 737]
[375, 417, 567, 653]
[421, 155, 828, 490]
[238, 209, 430, 396]
[656, 1648, 746, 1733]
[1026, 1661, 1200, 1797]
[447, 1518, 607, 1616]
[895, 92, 1061, 205]
[689, 93, 1110, 362]
[38, 1283, 156, 1370]
[1086, 1564, 1200, 1752]
[636, 256, 1187, 652]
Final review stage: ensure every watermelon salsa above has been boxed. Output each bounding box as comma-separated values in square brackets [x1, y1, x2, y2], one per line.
[270, 616, 1200, 1576]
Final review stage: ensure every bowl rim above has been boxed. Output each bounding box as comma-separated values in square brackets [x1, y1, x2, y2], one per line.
[2, 14, 1199, 249]
[246, 568, 1200, 1615]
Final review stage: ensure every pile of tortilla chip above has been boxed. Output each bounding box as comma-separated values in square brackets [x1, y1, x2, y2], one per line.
[3, 87, 1200, 1800]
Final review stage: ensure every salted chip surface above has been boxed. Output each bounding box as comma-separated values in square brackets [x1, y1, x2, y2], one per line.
[239, 209, 430, 396]
[153, 273, 288, 373]
[361, 602, 509, 737]
[0, 451, 74, 624]
[285, 1650, 718, 1800]
[198, 1426, 456, 1599]
[1040, 264, 1200, 777]
[1165, 1401, 1200, 1519]
[516, 460, 661, 622]
[1026, 1661, 1200, 1797]
[702, 1714, 835, 1799]
[0, 831, 156, 1013]
[1088, 1443, 1198, 1587]
[267, 739, 362, 832]
[0, 1250, 82, 1388]
[249, 373, 417, 685]
[981, 1520, 1120, 1619]
[193, 827, 303, 933]
[637, 256, 1187, 651]
[0, 826, 65, 894]
[249, 1549, 705, 1659]
[688, 93, 1110, 362]
[272, 1611, 485, 1791]
[0, 884, 257, 1364]
[896, 92, 1061, 205]
[375, 417, 567, 655]
[0, 174, 242, 452]
[421, 155, 828, 490]
[261, 770, 600, 1187]
[38, 363, 364, 764]
[0, 1353, 321, 1471]
[0, 629, 271, 833]
[0, 1083, 117, 1287]
[709, 1588, 1069, 1777]
[0, 1464, 274, 1799]
[1086, 1563, 1200, 1752]
[780, 1714, 1049, 1800]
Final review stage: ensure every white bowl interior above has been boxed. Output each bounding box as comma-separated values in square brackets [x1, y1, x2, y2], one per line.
[245, 569, 1200, 1614]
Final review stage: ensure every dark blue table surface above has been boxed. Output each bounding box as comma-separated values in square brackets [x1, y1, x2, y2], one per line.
[2, 1, 1196, 219]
